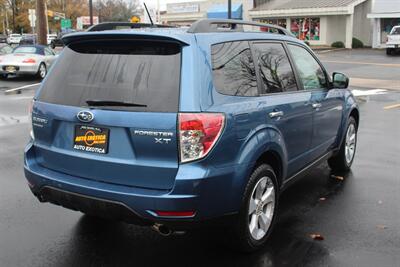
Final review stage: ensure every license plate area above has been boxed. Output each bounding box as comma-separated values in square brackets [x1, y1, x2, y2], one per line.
[5, 66, 16, 73]
[73, 125, 109, 154]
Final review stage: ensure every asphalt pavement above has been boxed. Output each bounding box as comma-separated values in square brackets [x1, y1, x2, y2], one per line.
[0, 49, 399, 267]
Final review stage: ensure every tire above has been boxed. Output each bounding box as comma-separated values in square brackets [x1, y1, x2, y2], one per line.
[328, 116, 357, 172]
[229, 164, 278, 252]
[386, 48, 392, 55]
[51, 43, 55, 49]
[2, 74, 8, 79]
[36, 63, 47, 79]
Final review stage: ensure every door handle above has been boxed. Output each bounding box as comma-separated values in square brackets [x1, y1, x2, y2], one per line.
[312, 103, 322, 109]
[269, 111, 284, 119]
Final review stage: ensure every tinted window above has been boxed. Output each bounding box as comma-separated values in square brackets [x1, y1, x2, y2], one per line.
[253, 42, 297, 94]
[288, 44, 327, 90]
[37, 40, 181, 112]
[212, 41, 258, 97]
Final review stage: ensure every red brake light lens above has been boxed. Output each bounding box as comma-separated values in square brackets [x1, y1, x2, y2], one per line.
[179, 113, 225, 163]
[23, 58, 36, 63]
[155, 211, 196, 217]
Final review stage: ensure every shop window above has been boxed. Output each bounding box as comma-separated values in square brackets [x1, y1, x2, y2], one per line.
[291, 18, 320, 41]
[381, 18, 400, 43]
[258, 19, 287, 33]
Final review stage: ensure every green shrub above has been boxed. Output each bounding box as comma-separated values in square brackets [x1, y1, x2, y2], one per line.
[331, 41, 345, 48]
[352, 37, 364, 48]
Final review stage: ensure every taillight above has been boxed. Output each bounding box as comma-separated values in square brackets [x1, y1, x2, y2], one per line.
[179, 113, 225, 163]
[23, 58, 36, 63]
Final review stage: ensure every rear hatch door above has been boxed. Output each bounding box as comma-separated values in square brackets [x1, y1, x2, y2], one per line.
[33, 37, 183, 190]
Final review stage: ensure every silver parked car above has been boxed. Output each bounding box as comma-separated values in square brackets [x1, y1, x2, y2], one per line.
[0, 45, 57, 79]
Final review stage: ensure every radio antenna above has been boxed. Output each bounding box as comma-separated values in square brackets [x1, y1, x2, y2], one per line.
[143, 3, 154, 26]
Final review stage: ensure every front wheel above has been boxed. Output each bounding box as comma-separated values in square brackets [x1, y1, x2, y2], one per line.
[386, 48, 393, 55]
[229, 164, 278, 252]
[36, 63, 47, 79]
[328, 116, 357, 172]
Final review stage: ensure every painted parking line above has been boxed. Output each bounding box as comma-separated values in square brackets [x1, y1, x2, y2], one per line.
[351, 89, 387, 96]
[322, 60, 400, 68]
[383, 103, 400, 110]
[4, 83, 41, 93]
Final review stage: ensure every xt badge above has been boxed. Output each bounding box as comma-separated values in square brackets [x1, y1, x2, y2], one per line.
[155, 138, 171, 144]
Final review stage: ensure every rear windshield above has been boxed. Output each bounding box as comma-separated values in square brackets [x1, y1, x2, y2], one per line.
[391, 27, 400, 35]
[14, 47, 37, 54]
[37, 40, 182, 112]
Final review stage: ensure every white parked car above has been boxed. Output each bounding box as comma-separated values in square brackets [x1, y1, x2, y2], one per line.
[7, 34, 22, 45]
[47, 34, 57, 45]
[0, 45, 57, 79]
[386, 26, 400, 55]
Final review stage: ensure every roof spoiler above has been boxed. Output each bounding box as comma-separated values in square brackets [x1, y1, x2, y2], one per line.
[188, 19, 294, 37]
[61, 32, 189, 46]
[86, 22, 176, 32]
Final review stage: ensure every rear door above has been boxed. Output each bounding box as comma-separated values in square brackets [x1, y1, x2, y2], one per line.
[251, 41, 314, 177]
[33, 39, 182, 190]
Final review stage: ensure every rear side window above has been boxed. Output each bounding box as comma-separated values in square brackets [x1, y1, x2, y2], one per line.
[253, 42, 297, 94]
[37, 40, 181, 112]
[211, 41, 258, 97]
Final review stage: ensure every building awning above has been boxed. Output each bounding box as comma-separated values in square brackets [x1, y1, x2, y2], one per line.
[367, 12, 400, 19]
[207, 4, 243, 19]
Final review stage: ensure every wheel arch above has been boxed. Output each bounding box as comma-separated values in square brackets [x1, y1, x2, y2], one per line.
[349, 108, 360, 130]
[255, 150, 284, 188]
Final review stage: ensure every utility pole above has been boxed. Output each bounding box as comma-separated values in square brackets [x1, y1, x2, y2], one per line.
[36, 0, 47, 45]
[228, 0, 231, 19]
[4, 8, 9, 34]
[12, 0, 15, 33]
[89, 0, 93, 26]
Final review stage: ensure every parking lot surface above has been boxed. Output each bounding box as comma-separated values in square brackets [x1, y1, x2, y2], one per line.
[0, 49, 399, 267]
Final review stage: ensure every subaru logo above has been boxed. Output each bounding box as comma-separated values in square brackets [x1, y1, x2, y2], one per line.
[77, 111, 94, 123]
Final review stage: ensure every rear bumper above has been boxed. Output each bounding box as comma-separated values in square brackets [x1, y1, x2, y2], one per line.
[0, 63, 38, 75]
[24, 141, 252, 228]
[386, 44, 400, 49]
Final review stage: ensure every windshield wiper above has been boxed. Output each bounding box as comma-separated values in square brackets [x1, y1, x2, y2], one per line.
[86, 100, 147, 107]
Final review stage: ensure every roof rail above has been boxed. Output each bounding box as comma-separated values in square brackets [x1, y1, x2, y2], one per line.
[187, 19, 294, 37]
[87, 22, 176, 32]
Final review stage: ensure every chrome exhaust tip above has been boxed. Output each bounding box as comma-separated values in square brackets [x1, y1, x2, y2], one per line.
[151, 223, 172, 236]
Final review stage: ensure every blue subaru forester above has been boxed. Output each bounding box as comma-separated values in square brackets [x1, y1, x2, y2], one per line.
[24, 19, 359, 251]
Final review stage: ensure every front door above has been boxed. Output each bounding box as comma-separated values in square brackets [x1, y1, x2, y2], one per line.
[287, 44, 343, 159]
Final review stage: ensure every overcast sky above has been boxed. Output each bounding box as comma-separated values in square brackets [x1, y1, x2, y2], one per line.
[139, 0, 199, 10]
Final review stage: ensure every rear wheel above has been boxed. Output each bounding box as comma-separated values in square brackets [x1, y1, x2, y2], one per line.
[229, 164, 278, 252]
[37, 63, 47, 79]
[386, 48, 393, 55]
[328, 116, 357, 172]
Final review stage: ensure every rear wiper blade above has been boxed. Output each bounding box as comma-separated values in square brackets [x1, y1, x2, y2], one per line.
[86, 100, 147, 107]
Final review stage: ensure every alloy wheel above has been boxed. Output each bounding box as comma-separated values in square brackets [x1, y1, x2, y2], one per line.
[248, 176, 275, 240]
[345, 123, 356, 164]
[39, 64, 46, 78]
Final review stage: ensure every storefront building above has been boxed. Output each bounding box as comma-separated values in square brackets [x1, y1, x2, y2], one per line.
[249, 0, 372, 48]
[161, 0, 243, 26]
[367, 0, 400, 48]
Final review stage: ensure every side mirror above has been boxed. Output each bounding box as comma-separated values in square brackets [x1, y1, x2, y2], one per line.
[332, 72, 349, 89]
